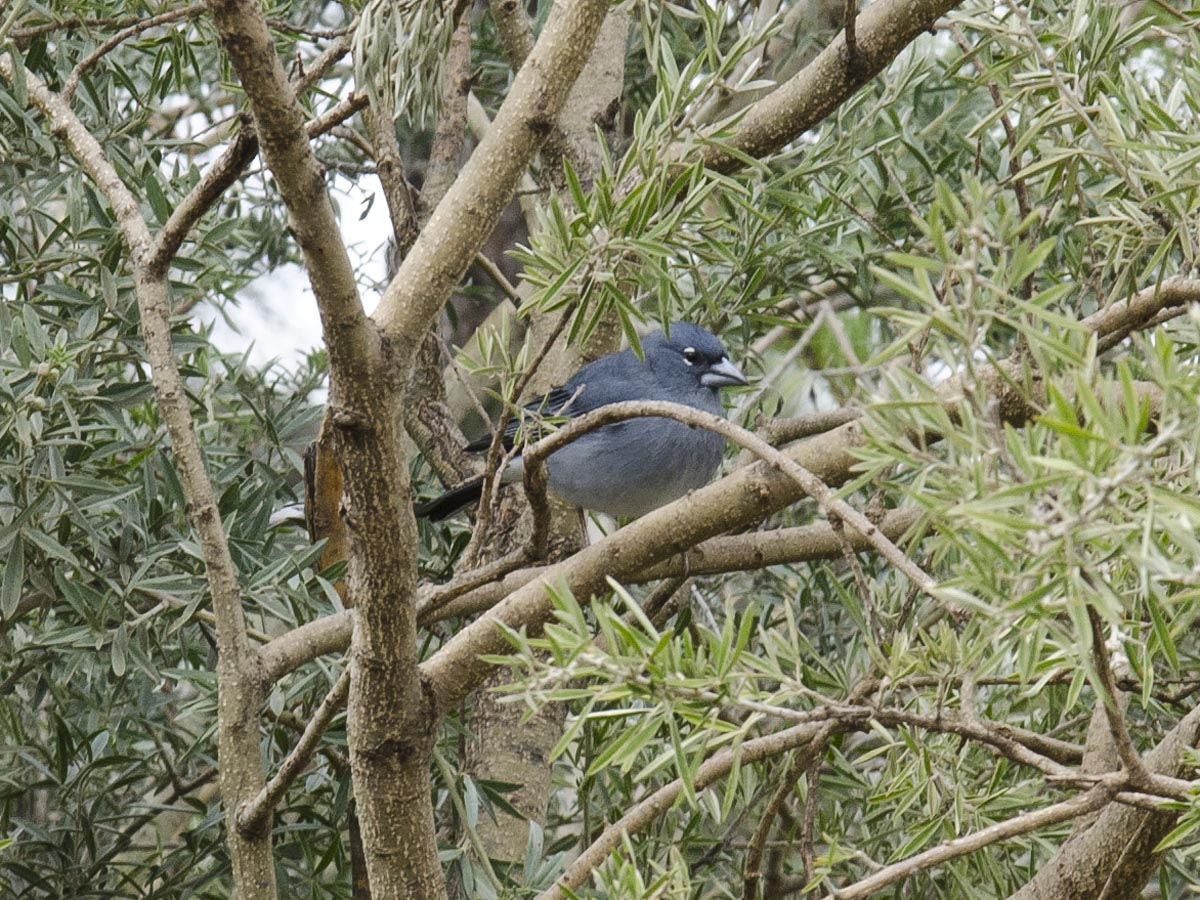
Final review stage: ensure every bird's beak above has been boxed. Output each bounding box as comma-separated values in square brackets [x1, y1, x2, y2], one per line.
[701, 357, 749, 388]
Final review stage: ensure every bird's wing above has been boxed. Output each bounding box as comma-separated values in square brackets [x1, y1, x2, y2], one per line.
[464, 349, 653, 453]
[465, 383, 590, 452]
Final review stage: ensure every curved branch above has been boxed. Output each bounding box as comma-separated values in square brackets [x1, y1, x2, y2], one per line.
[1083, 275, 1200, 343]
[825, 781, 1122, 900]
[0, 46, 275, 898]
[259, 610, 353, 687]
[60, 5, 205, 103]
[426, 507, 922, 624]
[0, 50, 256, 719]
[237, 667, 351, 836]
[520, 401, 938, 597]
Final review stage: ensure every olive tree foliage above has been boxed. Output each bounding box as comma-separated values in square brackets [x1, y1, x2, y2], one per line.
[1, 0, 1200, 898]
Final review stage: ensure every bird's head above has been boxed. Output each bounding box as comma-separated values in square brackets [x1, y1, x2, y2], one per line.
[645, 322, 749, 392]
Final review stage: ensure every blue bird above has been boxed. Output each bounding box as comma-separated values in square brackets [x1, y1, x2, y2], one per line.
[415, 322, 749, 520]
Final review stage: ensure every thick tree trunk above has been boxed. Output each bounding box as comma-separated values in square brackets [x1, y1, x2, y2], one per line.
[459, 5, 629, 874]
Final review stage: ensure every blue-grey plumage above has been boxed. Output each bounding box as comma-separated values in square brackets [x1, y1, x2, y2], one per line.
[414, 322, 748, 520]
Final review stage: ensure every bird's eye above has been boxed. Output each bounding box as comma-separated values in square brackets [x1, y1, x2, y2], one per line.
[682, 347, 698, 365]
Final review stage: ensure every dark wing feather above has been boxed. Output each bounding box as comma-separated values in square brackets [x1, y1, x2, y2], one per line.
[414, 475, 485, 520]
[464, 383, 587, 452]
[464, 346, 650, 452]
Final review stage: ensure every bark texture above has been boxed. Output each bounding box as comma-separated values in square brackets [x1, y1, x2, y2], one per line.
[1009, 705, 1200, 900]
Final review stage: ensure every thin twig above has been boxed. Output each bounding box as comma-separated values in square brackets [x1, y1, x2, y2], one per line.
[149, 91, 368, 277]
[12, 14, 142, 42]
[237, 667, 351, 836]
[1086, 604, 1153, 791]
[743, 727, 835, 900]
[843, 0, 858, 68]
[824, 780, 1122, 900]
[61, 4, 205, 103]
[535, 717, 843, 900]
[467, 305, 576, 564]
[291, 18, 358, 96]
[757, 409, 863, 446]
[474, 251, 523, 304]
[274, 708, 349, 773]
[264, 17, 355, 40]
[420, 14, 472, 218]
[799, 755, 821, 887]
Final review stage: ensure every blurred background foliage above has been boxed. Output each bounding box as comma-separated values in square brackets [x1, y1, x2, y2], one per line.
[2, 0, 1199, 896]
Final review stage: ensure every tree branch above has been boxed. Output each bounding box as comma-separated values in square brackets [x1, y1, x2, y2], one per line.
[420, 14, 473, 219]
[1009, 702, 1200, 900]
[428, 507, 922, 625]
[237, 667, 351, 836]
[842, 0, 858, 68]
[394, 18, 478, 486]
[60, 5, 205, 103]
[147, 42, 364, 279]
[149, 126, 259, 279]
[257, 508, 921, 685]
[826, 780, 1122, 900]
[0, 47, 277, 899]
[1082, 604, 1192, 800]
[703, 0, 963, 172]
[488, 0, 534, 70]
[373, 0, 613, 350]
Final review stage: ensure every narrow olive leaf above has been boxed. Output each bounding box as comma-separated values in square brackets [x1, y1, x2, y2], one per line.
[111, 623, 128, 677]
[1154, 802, 1200, 853]
[23, 526, 76, 565]
[1144, 591, 1178, 670]
[143, 171, 172, 226]
[1011, 236, 1060, 285]
[1, 536, 23, 617]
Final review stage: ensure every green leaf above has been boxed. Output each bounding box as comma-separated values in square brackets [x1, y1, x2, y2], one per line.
[111, 623, 128, 677]
[22, 527, 76, 566]
[1, 536, 23, 617]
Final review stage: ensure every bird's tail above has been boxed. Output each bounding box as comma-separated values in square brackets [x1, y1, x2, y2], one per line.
[414, 475, 486, 521]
